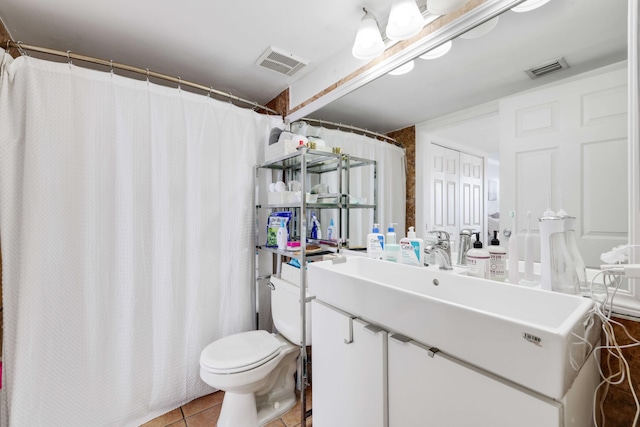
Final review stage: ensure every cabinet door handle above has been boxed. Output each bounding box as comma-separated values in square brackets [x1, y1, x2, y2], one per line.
[364, 324, 384, 334]
[344, 316, 356, 344]
[389, 333, 411, 343]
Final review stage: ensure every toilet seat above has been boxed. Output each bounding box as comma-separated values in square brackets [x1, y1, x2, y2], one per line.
[200, 330, 282, 374]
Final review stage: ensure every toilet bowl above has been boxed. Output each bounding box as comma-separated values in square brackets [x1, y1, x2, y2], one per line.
[199, 274, 311, 427]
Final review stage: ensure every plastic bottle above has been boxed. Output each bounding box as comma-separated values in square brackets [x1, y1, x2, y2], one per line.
[507, 210, 519, 284]
[276, 219, 288, 250]
[327, 218, 336, 241]
[384, 223, 399, 262]
[367, 223, 385, 259]
[488, 231, 506, 282]
[399, 227, 424, 266]
[466, 233, 490, 279]
[311, 212, 322, 240]
[386, 223, 397, 245]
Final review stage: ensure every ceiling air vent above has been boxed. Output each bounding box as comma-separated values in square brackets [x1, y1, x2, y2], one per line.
[256, 46, 308, 77]
[525, 57, 569, 79]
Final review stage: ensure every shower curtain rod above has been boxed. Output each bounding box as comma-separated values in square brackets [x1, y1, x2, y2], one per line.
[5, 41, 280, 115]
[295, 117, 400, 146]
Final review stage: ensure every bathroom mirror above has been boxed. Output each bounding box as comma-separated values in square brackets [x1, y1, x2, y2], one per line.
[306, 0, 629, 268]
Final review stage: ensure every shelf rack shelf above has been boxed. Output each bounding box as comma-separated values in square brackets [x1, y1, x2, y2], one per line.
[254, 147, 377, 426]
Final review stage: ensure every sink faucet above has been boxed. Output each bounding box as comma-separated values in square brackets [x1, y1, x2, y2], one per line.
[427, 230, 451, 262]
[424, 244, 453, 270]
[457, 229, 475, 266]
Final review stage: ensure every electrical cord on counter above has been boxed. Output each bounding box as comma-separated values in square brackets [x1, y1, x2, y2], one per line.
[589, 270, 640, 427]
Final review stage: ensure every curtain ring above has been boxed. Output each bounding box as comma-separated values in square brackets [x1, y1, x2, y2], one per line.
[145, 68, 150, 84]
[208, 86, 213, 98]
[66, 50, 72, 66]
[177, 76, 181, 91]
[16, 41, 27, 56]
[228, 92, 233, 104]
[110, 60, 114, 77]
[15, 40, 29, 56]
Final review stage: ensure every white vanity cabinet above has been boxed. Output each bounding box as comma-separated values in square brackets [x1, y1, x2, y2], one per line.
[387, 336, 561, 427]
[311, 300, 388, 427]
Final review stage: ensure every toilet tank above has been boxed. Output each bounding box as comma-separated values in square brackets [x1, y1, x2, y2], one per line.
[270, 273, 312, 346]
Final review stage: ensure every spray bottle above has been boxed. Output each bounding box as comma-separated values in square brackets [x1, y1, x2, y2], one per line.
[311, 212, 322, 240]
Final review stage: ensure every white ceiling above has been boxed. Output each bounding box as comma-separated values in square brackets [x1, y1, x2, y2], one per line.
[0, 0, 628, 155]
[0, 0, 391, 103]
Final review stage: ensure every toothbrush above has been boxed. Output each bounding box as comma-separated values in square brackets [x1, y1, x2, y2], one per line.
[524, 211, 535, 282]
[508, 210, 519, 284]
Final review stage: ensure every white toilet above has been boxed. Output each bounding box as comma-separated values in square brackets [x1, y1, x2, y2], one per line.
[199, 275, 311, 427]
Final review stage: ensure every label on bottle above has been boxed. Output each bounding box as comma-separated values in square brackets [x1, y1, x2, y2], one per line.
[467, 256, 489, 278]
[489, 253, 506, 281]
[400, 241, 420, 266]
[368, 235, 384, 259]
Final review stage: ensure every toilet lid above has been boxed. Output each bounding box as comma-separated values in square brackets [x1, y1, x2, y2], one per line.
[200, 330, 282, 374]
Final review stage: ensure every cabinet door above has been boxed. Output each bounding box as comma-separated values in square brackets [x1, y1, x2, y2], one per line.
[311, 300, 387, 427]
[388, 337, 561, 427]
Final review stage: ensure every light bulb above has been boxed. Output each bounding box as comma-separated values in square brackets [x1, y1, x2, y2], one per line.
[389, 60, 415, 76]
[419, 40, 453, 60]
[352, 9, 385, 60]
[386, 0, 424, 41]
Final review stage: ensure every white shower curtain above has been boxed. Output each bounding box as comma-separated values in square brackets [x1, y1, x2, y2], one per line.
[303, 125, 406, 246]
[0, 50, 282, 426]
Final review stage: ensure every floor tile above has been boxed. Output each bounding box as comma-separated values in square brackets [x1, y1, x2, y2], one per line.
[185, 404, 222, 427]
[264, 419, 287, 427]
[140, 408, 183, 427]
[181, 391, 224, 418]
[166, 420, 187, 427]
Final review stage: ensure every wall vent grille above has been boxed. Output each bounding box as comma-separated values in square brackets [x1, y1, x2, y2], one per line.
[256, 47, 308, 77]
[525, 57, 570, 79]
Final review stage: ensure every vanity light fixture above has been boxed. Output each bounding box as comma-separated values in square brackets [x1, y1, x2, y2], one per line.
[352, 8, 386, 60]
[419, 40, 453, 60]
[511, 0, 551, 13]
[386, 0, 425, 41]
[427, 0, 470, 15]
[388, 60, 415, 76]
[459, 16, 499, 39]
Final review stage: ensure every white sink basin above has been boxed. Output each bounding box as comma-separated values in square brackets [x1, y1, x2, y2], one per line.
[308, 257, 599, 400]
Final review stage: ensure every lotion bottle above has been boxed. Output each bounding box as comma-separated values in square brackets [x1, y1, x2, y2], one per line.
[367, 223, 385, 260]
[276, 219, 288, 250]
[488, 231, 506, 281]
[466, 233, 489, 278]
[399, 226, 424, 266]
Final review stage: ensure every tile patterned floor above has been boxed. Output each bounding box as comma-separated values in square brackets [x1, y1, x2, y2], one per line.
[140, 388, 312, 427]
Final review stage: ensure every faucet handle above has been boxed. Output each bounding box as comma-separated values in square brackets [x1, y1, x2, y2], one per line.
[459, 228, 474, 236]
[428, 230, 450, 241]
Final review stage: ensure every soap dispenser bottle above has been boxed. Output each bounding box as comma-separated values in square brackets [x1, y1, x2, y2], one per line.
[384, 223, 400, 263]
[367, 223, 385, 260]
[488, 231, 506, 282]
[466, 233, 490, 279]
